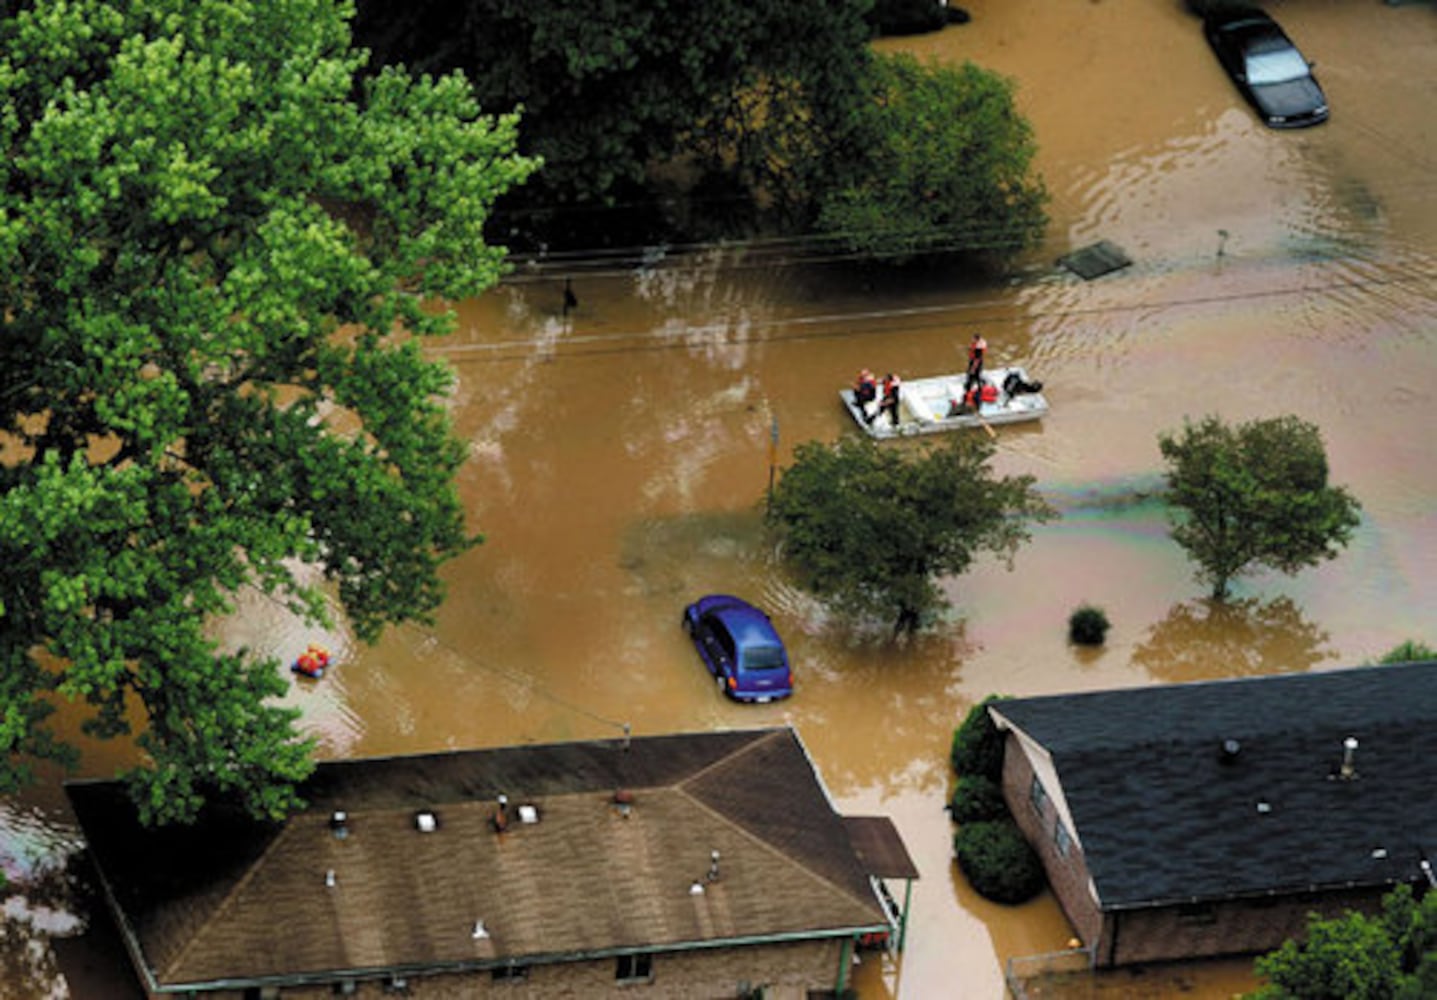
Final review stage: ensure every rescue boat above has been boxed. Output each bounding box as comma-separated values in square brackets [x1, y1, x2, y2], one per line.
[839, 367, 1049, 439]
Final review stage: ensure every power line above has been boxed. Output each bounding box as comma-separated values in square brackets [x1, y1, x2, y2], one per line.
[432, 265, 1435, 364]
[247, 586, 631, 738]
[396, 621, 632, 738]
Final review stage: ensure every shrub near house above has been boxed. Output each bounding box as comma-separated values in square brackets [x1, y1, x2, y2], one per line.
[949, 696, 1046, 905]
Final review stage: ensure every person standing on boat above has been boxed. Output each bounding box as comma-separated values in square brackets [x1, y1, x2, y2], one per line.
[965, 333, 987, 394]
[879, 373, 902, 427]
[854, 368, 878, 424]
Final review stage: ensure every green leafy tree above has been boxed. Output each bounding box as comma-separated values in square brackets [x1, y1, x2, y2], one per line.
[1250, 885, 1437, 1000]
[814, 53, 1048, 265]
[1374, 640, 1436, 665]
[767, 436, 1054, 635]
[0, 0, 537, 824]
[353, 0, 874, 240]
[1158, 415, 1362, 600]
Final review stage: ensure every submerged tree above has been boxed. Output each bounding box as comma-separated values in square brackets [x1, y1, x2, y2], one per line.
[814, 53, 1048, 265]
[766, 435, 1054, 636]
[1158, 415, 1361, 600]
[0, 0, 537, 824]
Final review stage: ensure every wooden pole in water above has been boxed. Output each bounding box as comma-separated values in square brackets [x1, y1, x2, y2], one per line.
[766, 416, 779, 510]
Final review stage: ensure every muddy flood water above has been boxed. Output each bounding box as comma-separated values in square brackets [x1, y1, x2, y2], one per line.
[4, 3, 1435, 998]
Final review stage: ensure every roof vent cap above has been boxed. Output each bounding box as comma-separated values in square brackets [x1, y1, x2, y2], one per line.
[415, 810, 438, 833]
[472, 920, 489, 940]
[689, 880, 705, 896]
[518, 804, 539, 824]
[1339, 736, 1359, 780]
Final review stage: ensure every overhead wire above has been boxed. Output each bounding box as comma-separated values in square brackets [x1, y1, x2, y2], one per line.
[431, 264, 1436, 364]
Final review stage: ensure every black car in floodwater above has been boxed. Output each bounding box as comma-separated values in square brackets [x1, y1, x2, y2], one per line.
[1203, 6, 1329, 128]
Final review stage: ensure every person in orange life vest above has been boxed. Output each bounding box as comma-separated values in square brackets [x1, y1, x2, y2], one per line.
[965, 333, 988, 394]
[879, 373, 902, 426]
[854, 368, 878, 423]
[964, 380, 998, 412]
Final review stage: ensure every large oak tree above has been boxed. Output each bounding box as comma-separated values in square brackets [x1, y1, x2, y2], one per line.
[0, 0, 537, 823]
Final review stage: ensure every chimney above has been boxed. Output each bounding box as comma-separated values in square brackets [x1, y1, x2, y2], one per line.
[1339, 736, 1359, 780]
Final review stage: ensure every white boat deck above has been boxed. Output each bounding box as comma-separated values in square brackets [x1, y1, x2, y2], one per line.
[839, 367, 1048, 439]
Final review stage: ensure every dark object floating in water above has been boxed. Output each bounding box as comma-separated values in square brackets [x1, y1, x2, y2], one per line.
[1058, 240, 1133, 280]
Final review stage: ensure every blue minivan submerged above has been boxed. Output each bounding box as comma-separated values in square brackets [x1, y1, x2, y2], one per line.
[682, 595, 793, 703]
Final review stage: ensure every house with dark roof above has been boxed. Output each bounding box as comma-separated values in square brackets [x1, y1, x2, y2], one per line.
[989, 661, 1437, 968]
[67, 726, 916, 999]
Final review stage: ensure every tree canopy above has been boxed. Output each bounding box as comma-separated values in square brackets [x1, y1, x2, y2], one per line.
[1250, 885, 1437, 1000]
[353, 0, 874, 242]
[353, 1, 1047, 263]
[766, 435, 1055, 635]
[1158, 415, 1362, 600]
[815, 53, 1048, 264]
[0, 0, 537, 824]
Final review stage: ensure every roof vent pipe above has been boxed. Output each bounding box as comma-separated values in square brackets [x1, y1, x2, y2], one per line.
[330, 810, 349, 839]
[1219, 739, 1241, 764]
[1340, 736, 1359, 780]
[491, 794, 510, 833]
[707, 849, 722, 883]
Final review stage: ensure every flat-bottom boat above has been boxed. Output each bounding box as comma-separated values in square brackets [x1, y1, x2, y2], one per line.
[840, 367, 1048, 439]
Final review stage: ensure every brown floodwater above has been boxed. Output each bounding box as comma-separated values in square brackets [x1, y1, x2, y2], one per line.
[4, 2, 1435, 998]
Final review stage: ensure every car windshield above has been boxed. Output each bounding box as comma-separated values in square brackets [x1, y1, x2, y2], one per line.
[743, 645, 786, 670]
[1245, 47, 1308, 85]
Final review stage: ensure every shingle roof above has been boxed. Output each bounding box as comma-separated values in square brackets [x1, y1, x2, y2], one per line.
[990, 662, 1437, 910]
[67, 727, 889, 989]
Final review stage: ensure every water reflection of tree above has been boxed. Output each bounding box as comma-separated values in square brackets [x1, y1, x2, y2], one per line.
[1132, 596, 1336, 684]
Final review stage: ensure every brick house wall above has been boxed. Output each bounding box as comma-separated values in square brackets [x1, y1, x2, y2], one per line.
[1104, 885, 1389, 967]
[999, 733, 1103, 948]
[146, 937, 847, 1000]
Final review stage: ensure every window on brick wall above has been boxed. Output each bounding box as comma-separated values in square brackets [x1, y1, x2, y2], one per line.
[1029, 775, 1049, 816]
[1177, 902, 1217, 926]
[616, 952, 654, 983]
[1054, 819, 1072, 857]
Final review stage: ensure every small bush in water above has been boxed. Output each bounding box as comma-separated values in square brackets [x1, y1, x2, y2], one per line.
[1068, 604, 1111, 646]
[953, 820, 1047, 904]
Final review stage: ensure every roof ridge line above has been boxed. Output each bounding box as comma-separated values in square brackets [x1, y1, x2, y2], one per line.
[676, 728, 784, 788]
[160, 823, 293, 982]
[671, 782, 881, 915]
